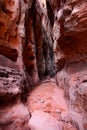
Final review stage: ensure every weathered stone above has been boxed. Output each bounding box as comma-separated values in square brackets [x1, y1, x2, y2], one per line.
[0, 0, 87, 130]
[29, 110, 61, 130]
[0, 103, 30, 130]
[0, 55, 29, 104]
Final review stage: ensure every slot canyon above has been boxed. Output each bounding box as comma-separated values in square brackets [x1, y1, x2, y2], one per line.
[0, 0, 87, 130]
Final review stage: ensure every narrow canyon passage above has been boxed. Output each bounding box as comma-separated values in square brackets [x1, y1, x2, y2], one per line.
[0, 0, 87, 130]
[27, 78, 70, 130]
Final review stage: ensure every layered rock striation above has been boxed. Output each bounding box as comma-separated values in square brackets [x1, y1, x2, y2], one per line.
[0, 0, 87, 130]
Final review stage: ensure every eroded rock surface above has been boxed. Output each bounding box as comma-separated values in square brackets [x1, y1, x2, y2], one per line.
[0, 0, 87, 130]
[0, 55, 28, 103]
[55, 1, 87, 130]
[29, 110, 62, 130]
[0, 103, 30, 130]
[27, 79, 79, 130]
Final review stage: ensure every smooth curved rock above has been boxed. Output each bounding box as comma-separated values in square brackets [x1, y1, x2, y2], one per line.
[29, 110, 62, 130]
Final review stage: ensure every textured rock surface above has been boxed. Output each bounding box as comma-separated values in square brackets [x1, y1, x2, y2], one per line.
[0, 0, 87, 130]
[0, 55, 28, 104]
[55, 0, 87, 130]
[27, 80, 78, 130]
[29, 110, 62, 130]
[0, 103, 30, 130]
[27, 79, 68, 118]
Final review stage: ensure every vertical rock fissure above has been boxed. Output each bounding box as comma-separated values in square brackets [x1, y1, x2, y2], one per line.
[46, 1, 54, 28]
[23, 1, 39, 86]
[23, 0, 57, 85]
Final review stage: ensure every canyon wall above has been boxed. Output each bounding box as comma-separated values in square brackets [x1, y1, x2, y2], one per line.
[56, 1, 87, 130]
[0, 0, 87, 130]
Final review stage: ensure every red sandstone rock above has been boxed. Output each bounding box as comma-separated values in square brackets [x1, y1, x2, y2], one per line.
[0, 103, 30, 130]
[29, 110, 62, 130]
[27, 80, 68, 118]
[0, 0, 87, 130]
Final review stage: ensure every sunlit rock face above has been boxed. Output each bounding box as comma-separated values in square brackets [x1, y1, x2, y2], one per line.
[0, 0, 30, 69]
[0, 1, 31, 130]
